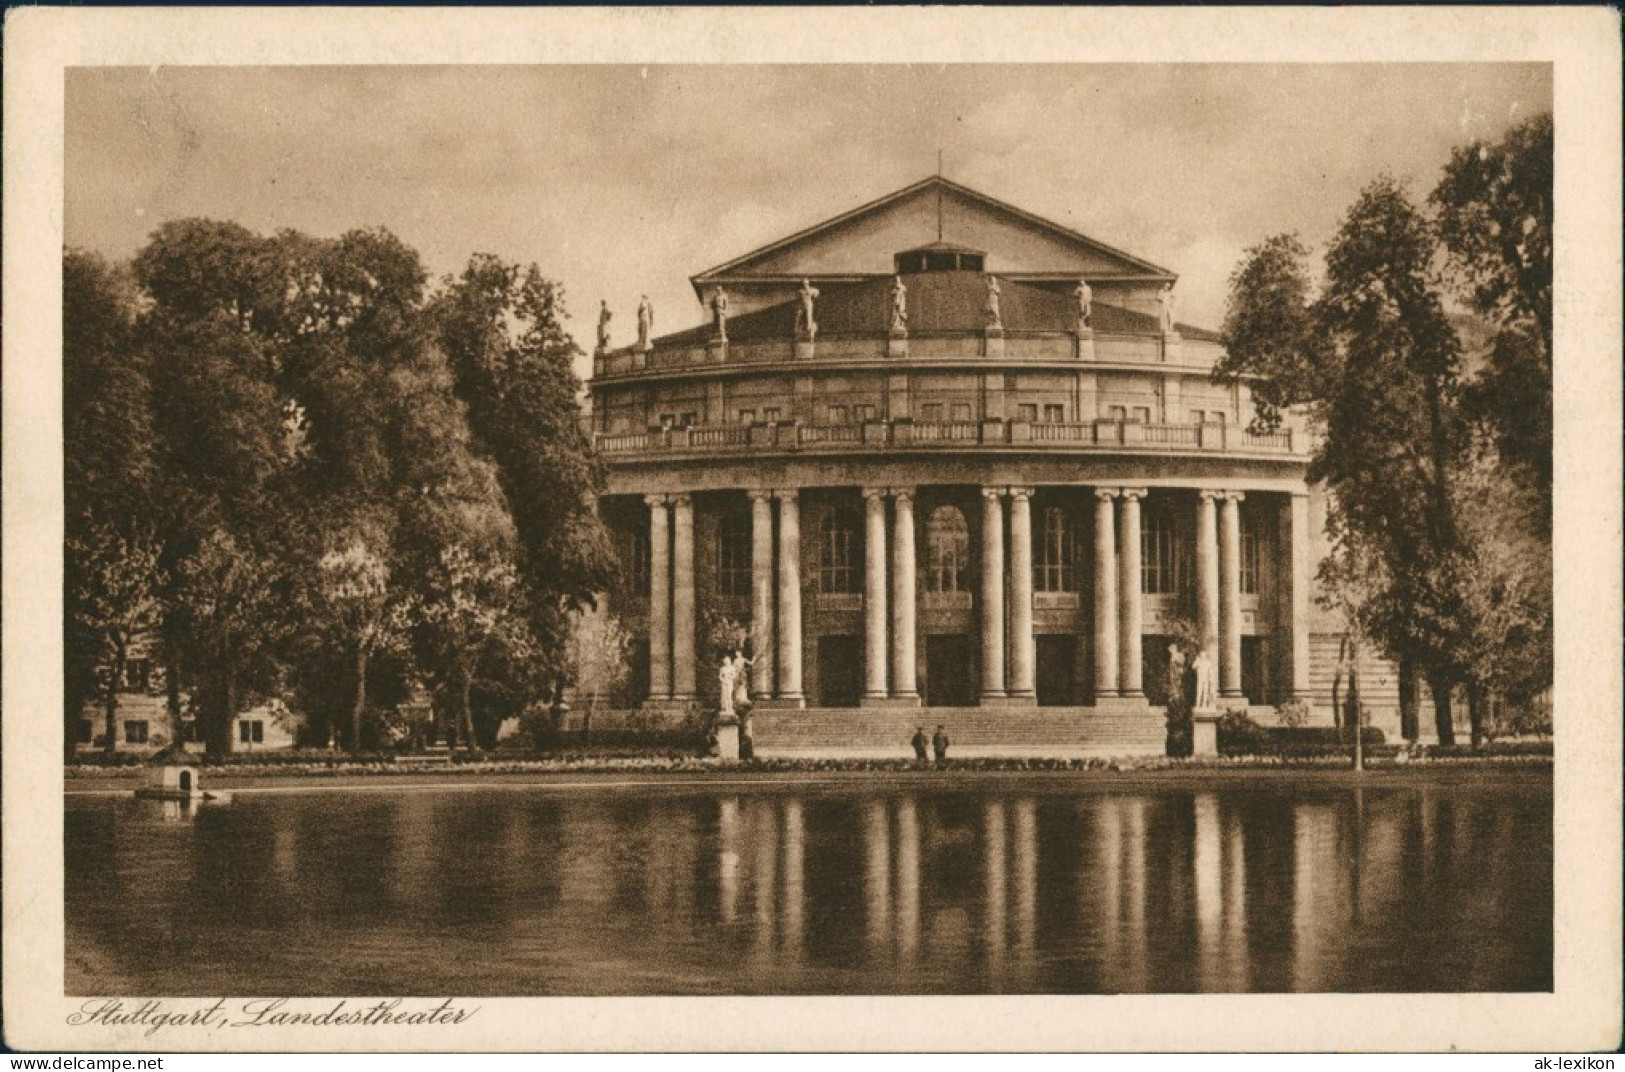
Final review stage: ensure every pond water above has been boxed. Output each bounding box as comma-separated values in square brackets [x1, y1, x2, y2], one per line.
[65, 774, 1551, 995]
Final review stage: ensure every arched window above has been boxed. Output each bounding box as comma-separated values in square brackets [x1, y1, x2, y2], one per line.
[1141, 508, 1182, 595]
[817, 507, 859, 594]
[716, 512, 751, 597]
[925, 505, 969, 593]
[1037, 506, 1076, 592]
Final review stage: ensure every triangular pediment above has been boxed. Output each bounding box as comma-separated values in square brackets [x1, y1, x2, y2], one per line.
[693, 176, 1175, 286]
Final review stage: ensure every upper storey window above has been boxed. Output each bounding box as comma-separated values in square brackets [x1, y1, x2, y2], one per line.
[924, 506, 969, 593]
[894, 244, 985, 274]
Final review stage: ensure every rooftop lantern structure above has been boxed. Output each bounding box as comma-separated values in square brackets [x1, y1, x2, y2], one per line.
[894, 241, 985, 275]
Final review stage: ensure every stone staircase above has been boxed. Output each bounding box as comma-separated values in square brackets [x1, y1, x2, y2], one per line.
[749, 704, 1167, 759]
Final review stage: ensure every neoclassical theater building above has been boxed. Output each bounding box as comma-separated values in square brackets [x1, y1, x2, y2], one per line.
[587, 178, 1382, 755]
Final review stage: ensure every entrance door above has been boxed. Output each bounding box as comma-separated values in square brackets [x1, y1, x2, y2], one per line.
[1036, 635, 1077, 706]
[817, 635, 863, 708]
[924, 635, 975, 707]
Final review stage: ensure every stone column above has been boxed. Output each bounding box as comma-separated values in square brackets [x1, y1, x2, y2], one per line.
[749, 490, 775, 699]
[1118, 489, 1146, 697]
[645, 494, 672, 700]
[980, 487, 1007, 700]
[1219, 491, 1245, 699]
[671, 494, 697, 700]
[890, 488, 918, 699]
[775, 490, 804, 703]
[1008, 487, 1036, 700]
[1284, 493, 1312, 699]
[1093, 488, 1118, 699]
[1196, 490, 1221, 659]
[863, 488, 890, 701]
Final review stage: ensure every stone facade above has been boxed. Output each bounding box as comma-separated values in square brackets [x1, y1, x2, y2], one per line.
[588, 178, 1330, 753]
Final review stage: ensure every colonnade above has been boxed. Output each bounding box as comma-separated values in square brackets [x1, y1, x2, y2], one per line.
[642, 485, 1306, 707]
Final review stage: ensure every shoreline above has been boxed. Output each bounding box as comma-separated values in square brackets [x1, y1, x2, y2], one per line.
[64, 759, 1552, 794]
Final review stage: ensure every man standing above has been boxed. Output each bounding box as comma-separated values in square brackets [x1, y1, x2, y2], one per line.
[932, 725, 949, 764]
[910, 726, 929, 763]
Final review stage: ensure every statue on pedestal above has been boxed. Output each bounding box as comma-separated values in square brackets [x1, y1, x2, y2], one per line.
[1192, 648, 1216, 710]
[890, 275, 908, 333]
[731, 650, 753, 711]
[796, 278, 820, 340]
[1168, 643, 1187, 706]
[637, 295, 653, 352]
[711, 289, 729, 342]
[596, 300, 613, 354]
[984, 274, 1003, 331]
[717, 654, 739, 719]
[1158, 283, 1177, 335]
[1075, 279, 1093, 329]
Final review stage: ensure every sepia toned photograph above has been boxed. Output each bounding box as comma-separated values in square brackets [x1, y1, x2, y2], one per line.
[5, 6, 1621, 1054]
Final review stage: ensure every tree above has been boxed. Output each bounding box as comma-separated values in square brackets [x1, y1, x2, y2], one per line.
[69, 525, 165, 756]
[1221, 178, 1471, 745]
[308, 533, 412, 752]
[1432, 113, 1553, 501]
[171, 529, 288, 756]
[412, 544, 533, 753]
[434, 256, 616, 690]
[567, 604, 632, 743]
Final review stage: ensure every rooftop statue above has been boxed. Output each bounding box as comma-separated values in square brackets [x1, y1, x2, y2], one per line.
[796, 278, 820, 340]
[1075, 279, 1093, 329]
[596, 300, 613, 354]
[984, 274, 1003, 331]
[637, 295, 653, 352]
[890, 275, 908, 333]
[711, 288, 729, 342]
[1159, 283, 1177, 335]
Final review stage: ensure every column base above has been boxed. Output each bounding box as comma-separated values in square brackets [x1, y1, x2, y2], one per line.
[1220, 694, 1250, 713]
[860, 695, 921, 708]
[754, 696, 806, 710]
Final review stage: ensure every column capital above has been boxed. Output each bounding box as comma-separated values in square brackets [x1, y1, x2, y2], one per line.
[1198, 489, 1222, 504]
[644, 493, 669, 508]
[671, 492, 693, 508]
[1221, 490, 1247, 503]
[862, 486, 889, 503]
[1094, 487, 1120, 503]
[1119, 487, 1148, 503]
[1008, 486, 1034, 502]
[890, 486, 915, 505]
[747, 489, 775, 504]
[774, 488, 799, 504]
[981, 485, 1007, 502]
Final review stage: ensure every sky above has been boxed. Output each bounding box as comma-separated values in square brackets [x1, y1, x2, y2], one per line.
[66, 64, 1551, 379]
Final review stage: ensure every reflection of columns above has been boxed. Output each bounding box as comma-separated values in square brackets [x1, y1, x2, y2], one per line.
[891, 489, 918, 699]
[718, 797, 740, 924]
[1196, 491, 1220, 659]
[1097, 799, 1123, 988]
[672, 494, 696, 700]
[982, 801, 1007, 978]
[1224, 806, 1247, 985]
[1284, 493, 1312, 699]
[1292, 806, 1334, 992]
[1219, 492, 1245, 698]
[1118, 489, 1146, 697]
[646, 494, 672, 699]
[980, 487, 1007, 700]
[749, 490, 776, 698]
[864, 800, 892, 951]
[863, 489, 890, 700]
[1008, 488, 1036, 700]
[895, 798, 920, 961]
[781, 800, 805, 955]
[1194, 793, 1222, 990]
[1124, 799, 1149, 993]
[752, 799, 778, 964]
[775, 490, 803, 702]
[1093, 489, 1119, 698]
[1013, 799, 1037, 962]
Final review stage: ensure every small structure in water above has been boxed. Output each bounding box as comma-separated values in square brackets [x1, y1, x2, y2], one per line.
[133, 762, 227, 803]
